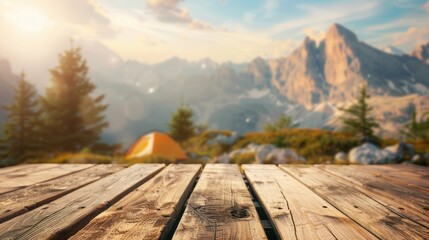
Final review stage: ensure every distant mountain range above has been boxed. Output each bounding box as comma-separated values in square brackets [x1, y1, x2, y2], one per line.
[1, 23, 429, 146]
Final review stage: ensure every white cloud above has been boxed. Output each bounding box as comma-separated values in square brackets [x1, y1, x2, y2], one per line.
[266, 1, 378, 37]
[393, 27, 429, 47]
[145, 0, 213, 31]
[425, 1, 429, 13]
[263, 0, 278, 16]
[367, 14, 429, 32]
[243, 12, 255, 24]
[37, 0, 110, 26]
[20, 0, 117, 38]
[393, 0, 418, 8]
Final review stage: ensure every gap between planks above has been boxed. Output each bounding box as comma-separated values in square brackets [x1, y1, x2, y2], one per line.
[0, 164, 125, 224]
[243, 164, 377, 240]
[0, 164, 164, 240]
[69, 164, 201, 240]
[173, 164, 268, 240]
[279, 165, 429, 240]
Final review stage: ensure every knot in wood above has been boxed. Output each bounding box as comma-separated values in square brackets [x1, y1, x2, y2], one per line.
[227, 206, 251, 219]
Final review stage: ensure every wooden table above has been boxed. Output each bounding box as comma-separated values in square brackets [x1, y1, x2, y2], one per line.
[0, 163, 427, 239]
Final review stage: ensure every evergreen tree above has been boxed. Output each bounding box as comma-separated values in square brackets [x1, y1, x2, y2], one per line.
[1, 72, 41, 163]
[340, 86, 379, 141]
[401, 111, 419, 140]
[264, 113, 297, 132]
[402, 111, 429, 140]
[169, 104, 195, 143]
[40, 44, 108, 152]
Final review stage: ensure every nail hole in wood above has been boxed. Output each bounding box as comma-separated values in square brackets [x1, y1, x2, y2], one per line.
[322, 206, 328, 208]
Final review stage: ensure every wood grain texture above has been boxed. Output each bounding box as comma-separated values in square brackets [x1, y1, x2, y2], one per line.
[243, 164, 377, 240]
[319, 165, 429, 228]
[0, 164, 93, 195]
[356, 165, 429, 192]
[0, 164, 125, 224]
[280, 165, 429, 240]
[0, 164, 164, 240]
[70, 164, 201, 240]
[0, 164, 58, 176]
[0, 164, 60, 194]
[173, 164, 267, 240]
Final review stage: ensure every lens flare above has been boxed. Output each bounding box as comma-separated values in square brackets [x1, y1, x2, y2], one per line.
[5, 6, 49, 33]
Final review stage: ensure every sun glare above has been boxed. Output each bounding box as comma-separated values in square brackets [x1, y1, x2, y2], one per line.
[5, 6, 49, 33]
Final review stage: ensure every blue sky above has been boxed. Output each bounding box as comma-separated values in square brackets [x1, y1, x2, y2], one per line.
[0, 0, 428, 65]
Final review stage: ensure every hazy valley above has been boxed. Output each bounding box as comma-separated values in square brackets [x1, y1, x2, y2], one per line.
[1, 23, 429, 146]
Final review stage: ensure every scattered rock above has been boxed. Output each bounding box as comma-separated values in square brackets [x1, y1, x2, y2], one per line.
[207, 131, 242, 146]
[264, 148, 306, 164]
[383, 142, 414, 161]
[349, 143, 393, 164]
[255, 144, 276, 163]
[349, 142, 414, 164]
[216, 153, 230, 163]
[335, 152, 347, 162]
[412, 154, 421, 163]
[225, 143, 305, 164]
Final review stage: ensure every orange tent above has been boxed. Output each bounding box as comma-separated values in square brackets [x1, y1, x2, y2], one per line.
[125, 132, 188, 162]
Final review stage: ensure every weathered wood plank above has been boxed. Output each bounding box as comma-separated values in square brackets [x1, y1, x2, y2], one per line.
[0, 164, 58, 176]
[173, 164, 267, 240]
[391, 164, 429, 176]
[319, 165, 429, 228]
[0, 164, 164, 240]
[356, 165, 429, 192]
[0, 164, 125, 224]
[0, 164, 93, 195]
[243, 164, 377, 240]
[280, 165, 429, 240]
[70, 164, 201, 240]
[0, 164, 61, 192]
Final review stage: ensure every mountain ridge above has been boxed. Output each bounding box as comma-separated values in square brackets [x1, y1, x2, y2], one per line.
[1, 23, 429, 146]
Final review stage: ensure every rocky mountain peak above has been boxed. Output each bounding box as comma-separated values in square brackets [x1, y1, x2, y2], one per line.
[326, 23, 358, 43]
[300, 37, 318, 54]
[412, 43, 429, 64]
[250, 56, 265, 66]
[249, 57, 269, 73]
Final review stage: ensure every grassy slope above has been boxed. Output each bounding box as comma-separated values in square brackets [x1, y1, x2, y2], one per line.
[185, 129, 429, 165]
[4, 129, 427, 166]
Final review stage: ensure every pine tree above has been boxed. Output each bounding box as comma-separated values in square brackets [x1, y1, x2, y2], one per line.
[169, 104, 195, 143]
[341, 86, 379, 141]
[401, 111, 419, 140]
[402, 111, 429, 140]
[264, 113, 295, 132]
[1, 72, 41, 163]
[40, 44, 108, 152]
